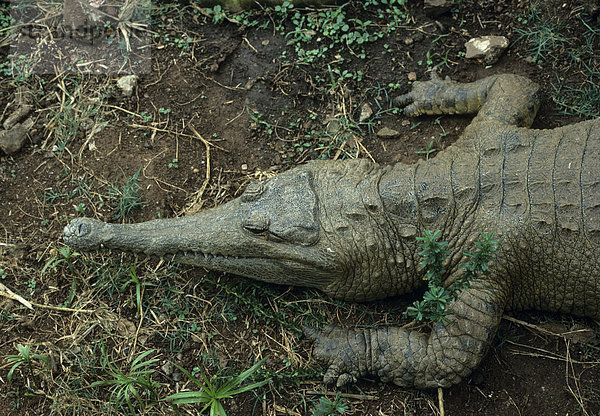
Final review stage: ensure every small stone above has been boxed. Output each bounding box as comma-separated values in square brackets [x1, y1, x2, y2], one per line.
[407, 72, 417, 82]
[193, 168, 200, 173]
[116, 75, 139, 97]
[359, 103, 373, 122]
[172, 371, 182, 382]
[161, 362, 174, 376]
[464, 35, 509, 65]
[377, 127, 401, 139]
[403, 37, 414, 46]
[241, 164, 248, 170]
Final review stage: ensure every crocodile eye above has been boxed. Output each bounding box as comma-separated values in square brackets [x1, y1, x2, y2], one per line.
[243, 216, 270, 236]
[241, 182, 267, 202]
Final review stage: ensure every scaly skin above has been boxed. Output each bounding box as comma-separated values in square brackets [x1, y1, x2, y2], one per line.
[63, 74, 600, 388]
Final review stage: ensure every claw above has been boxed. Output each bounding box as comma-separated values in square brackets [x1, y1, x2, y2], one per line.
[323, 366, 340, 384]
[336, 373, 357, 388]
[430, 69, 441, 81]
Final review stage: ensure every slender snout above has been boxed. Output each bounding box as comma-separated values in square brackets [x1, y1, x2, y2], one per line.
[63, 217, 109, 250]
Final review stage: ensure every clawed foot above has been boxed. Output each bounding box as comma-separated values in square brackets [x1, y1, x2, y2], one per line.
[304, 325, 362, 388]
[393, 71, 454, 116]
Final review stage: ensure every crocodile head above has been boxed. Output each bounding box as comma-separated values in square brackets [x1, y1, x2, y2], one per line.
[64, 159, 414, 301]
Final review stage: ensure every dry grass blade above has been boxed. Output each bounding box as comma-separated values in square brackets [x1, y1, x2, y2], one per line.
[565, 340, 591, 416]
[183, 124, 213, 215]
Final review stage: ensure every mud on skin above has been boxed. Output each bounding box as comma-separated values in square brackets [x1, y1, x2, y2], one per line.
[64, 74, 600, 389]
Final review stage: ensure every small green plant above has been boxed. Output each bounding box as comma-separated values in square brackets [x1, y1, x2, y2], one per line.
[406, 230, 498, 323]
[26, 279, 36, 294]
[168, 158, 178, 169]
[91, 348, 160, 415]
[42, 246, 80, 275]
[415, 140, 437, 160]
[247, 109, 274, 135]
[165, 357, 269, 415]
[107, 168, 145, 220]
[205, 5, 226, 23]
[0, 268, 6, 279]
[6, 344, 51, 388]
[120, 265, 156, 317]
[158, 107, 171, 115]
[74, 202, 86, 214]
[311, 392, 349, 416]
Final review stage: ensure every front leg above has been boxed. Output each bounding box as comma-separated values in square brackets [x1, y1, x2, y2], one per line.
[306, 279, 507, 388]
[395, 72, 540, 127]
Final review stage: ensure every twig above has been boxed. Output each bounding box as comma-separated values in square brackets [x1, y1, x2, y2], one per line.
[0, 283, 32, 310]
[565, 340, 590, 416]
[438, 387, 445, 416]
[304, 390, 379, 401]
[506, 340, 599, 365]
[0, 285, 94, 313]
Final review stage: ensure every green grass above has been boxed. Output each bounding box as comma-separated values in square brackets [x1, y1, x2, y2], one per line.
[513, 2, 569, 64]
[91, 348, 160, 415]
[107, 168, 145, 220]
[5, 344, 51, 388]
[165, 357, 269, 415]
[553, 78, 600, 119]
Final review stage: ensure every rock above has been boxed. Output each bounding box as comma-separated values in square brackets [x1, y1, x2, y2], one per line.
[0, 119, 33, 155]
[359, 103, 373, 122]
[464, 35, 509, 65]
[423, 0, 452, 17]
[3, 104, 32, 130]
[117, 75, 139, 97]
[377, 127, 401, 139]
[407, 72, 417, 82]
[62, 0, 107, 32]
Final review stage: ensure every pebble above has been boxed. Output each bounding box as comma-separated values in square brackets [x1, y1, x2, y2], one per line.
[359, 103, 373, 122]
[377, 127, 401, 139]
[116, 75, 139, 97]
[161, 362, 174, 376]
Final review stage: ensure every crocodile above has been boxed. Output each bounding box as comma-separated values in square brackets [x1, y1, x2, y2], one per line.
[63, 74, 600, 389]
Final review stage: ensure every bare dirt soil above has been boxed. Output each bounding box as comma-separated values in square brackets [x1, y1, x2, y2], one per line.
[0, 1, 599, 415]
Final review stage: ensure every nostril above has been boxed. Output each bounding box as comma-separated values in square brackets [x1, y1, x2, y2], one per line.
[64, 219, 91, 238]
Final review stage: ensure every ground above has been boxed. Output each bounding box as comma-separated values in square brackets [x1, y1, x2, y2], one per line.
[0, 0, 599, 415]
